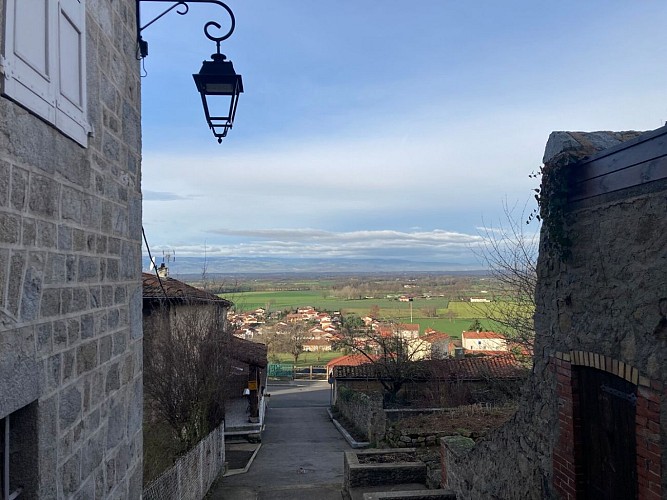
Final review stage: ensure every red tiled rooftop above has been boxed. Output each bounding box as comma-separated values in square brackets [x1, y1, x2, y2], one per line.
[421, 332, 451, 343]
[332, 354, 527, 381]
[142, 273, 233, 306]
[326, 354, 376, 369]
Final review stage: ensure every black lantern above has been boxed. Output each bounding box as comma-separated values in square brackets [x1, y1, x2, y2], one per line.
[136, 1, 244, 143]
[193, 50, 243, 143]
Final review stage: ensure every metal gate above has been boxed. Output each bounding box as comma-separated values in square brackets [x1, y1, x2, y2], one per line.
[267, 363, 293, 379]
[578, 366, 637, 499]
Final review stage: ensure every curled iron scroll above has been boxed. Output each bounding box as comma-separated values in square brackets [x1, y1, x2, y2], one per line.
[138, 0, 236, 41]
[203, 1, 235, 43]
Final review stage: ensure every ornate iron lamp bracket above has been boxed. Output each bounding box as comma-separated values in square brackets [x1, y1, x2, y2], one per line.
[136, 0, 236, 58]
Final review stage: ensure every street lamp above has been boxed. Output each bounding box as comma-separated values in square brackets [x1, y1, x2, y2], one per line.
[136, 0, 244, 143]
[193, 27, 244, 143]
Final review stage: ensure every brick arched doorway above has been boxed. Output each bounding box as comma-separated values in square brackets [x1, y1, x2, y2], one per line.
[552, 351, 662, 499]
[577, 366, 637, 498]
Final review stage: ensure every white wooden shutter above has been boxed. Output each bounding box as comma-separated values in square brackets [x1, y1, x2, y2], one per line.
[2, 0, 57, 121]
[2, 0, 89, 147]
[55, 0, 89, 145]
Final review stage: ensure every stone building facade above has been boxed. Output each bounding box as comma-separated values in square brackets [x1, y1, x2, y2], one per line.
[441, 127, 667, 499]
[0, 0, 143, 498]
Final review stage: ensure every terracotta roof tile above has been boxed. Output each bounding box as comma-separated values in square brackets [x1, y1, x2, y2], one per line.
[142, 272, 232, 306]
[230, 337, 267, 368]
[332, 354, 527, 380]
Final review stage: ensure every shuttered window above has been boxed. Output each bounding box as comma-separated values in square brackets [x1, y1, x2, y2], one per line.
[2, 0, 89, 147]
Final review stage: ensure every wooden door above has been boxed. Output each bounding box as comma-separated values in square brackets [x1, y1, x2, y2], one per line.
[578, 367, 637, 499]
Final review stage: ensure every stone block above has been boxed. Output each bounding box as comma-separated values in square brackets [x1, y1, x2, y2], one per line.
[128, 464, 142, 500]
[46, 253, 67, 284]
[63, 349, 76, 383]
[87, 233, 96, 252]
[108, 308, 119, 329]
[7, 252, 26, 316]
[0, 248, 7, 306]
[112, 329, 127, 356]
[28, 174, 59, 217]
[81, 313, 95, 340]
[127, 377, 142, 436]
[82, 430, 105, 479]
[20, 252, 46, 321]
[73, 228, 86, 251]
[73, 476, 95, 500]
[101, 200, 112, 234]
[0, 326, 40, 417]
[108, 237, 121, 255]
[99, 335, 113, 363]
[61, 449, 82, 496]
[97, 234, 108, 254]
[120, 354, 134, 385]
[22, 217, 36, 246]
[66, 255, 77, 282]
[36, 323, 53, 356]
[78, 256, 100, 282]
[106, 398, 126, 449]
[62, 186, 83, 223]
[46, 354, 62, 391]
[10, 166, 28, 210]
[40, 288, 61, 318]
[60, 384, 82, 430]
[0, 212, 20, 244]
[106, 258, 120, 280]
[0, 161, 9, 206]
[105, 362, 120, 394]
[77, 341, 98, 375]
[68, 318, 81, 345]
[89, 286, 102, 308]
[54, 320, 68, 347]
[114, 285, 126, 305]
[58, 225, 73, 251]
[36, 220, 57, 248]
[102, 285, 114, 306]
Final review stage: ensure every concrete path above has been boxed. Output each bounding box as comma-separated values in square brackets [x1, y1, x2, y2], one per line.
[210, 380, 350, 499]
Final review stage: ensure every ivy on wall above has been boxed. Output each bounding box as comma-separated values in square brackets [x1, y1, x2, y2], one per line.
[527, 153, 574, 261]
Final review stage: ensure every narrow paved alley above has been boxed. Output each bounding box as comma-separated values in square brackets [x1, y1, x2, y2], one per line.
[210, 380, 350, 499]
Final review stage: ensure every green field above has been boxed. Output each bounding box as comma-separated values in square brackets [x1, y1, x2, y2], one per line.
[225, 289, 510, 340]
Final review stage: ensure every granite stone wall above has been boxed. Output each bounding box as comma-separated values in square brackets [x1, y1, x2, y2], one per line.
[0, 0, 143, 497]
[335, 387, 385, 444]
[441, 130, 667, 499]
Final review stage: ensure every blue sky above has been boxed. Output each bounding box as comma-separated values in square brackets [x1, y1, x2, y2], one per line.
[140, 1, 667, 270]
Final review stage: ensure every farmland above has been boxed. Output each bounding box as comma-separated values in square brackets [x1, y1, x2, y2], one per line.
[223, 290, 505, 339]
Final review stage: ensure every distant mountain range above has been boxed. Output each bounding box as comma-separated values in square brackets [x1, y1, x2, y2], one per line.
[142, 256, 484, 276]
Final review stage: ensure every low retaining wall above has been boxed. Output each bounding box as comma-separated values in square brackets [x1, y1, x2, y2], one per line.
[335, 387, 385, 443]
[143, 422, 225, 500]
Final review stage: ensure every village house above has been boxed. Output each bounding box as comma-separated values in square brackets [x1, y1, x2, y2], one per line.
[410, 330, 452, 360]
[303, 338, 333, 352]
[142, 273, 267, 427]
[461, 330, 508, 352]
[0, 0, 143, 497]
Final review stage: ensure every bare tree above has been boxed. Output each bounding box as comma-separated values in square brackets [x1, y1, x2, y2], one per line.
[337, 321, 429, 404]
[282, 321, 310, 365]
[143, 302, 235, 450]
[475, 201, 539, 352]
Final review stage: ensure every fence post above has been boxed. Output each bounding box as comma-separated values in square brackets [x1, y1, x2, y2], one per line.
[310, 365, 313, 380]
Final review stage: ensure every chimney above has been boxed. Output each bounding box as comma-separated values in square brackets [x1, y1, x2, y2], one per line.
[157, 263, 169, 278]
